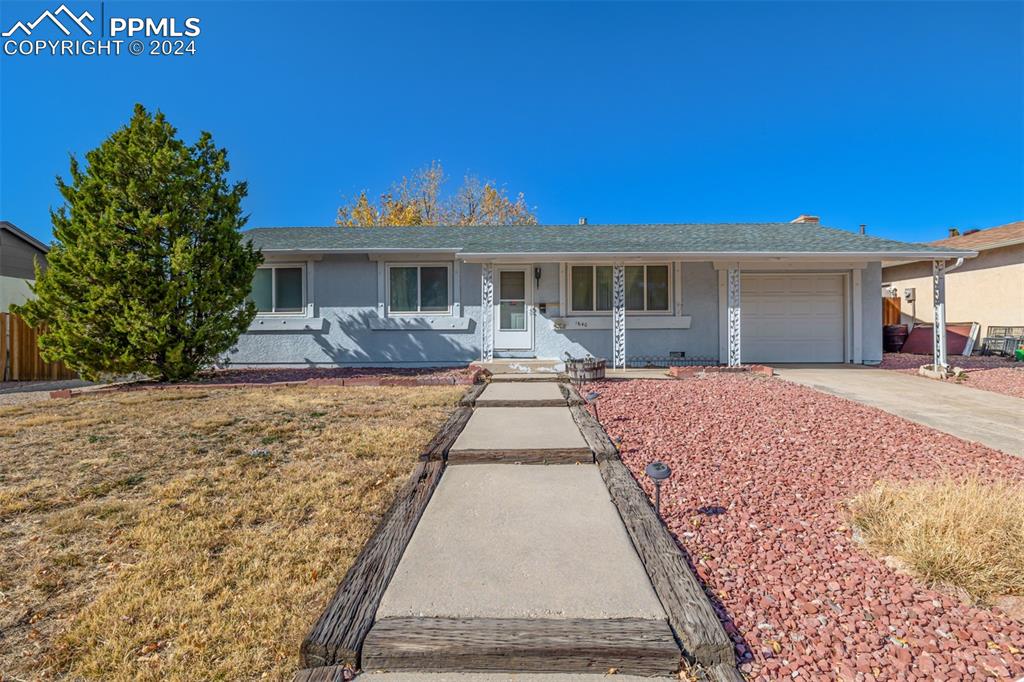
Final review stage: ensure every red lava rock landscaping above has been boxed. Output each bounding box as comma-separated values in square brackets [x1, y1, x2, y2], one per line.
[586, 375, 1024, 681]
[961, 367, 1024, 400]
[879, 353, 1024, 400]
[878, 353, 1014, 371]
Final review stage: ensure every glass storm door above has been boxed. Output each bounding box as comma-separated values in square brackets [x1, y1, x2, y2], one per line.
[494, 268, 533, 350]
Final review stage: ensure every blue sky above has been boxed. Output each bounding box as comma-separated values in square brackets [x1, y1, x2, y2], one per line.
[1, 1, 1021, 245]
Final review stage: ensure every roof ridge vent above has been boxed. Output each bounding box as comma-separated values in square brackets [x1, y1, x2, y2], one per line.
[790, 214, 820, 224]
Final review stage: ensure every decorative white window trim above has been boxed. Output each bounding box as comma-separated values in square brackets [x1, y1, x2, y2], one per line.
[384, 262, 454, 317]
[555, 316, 692, 331]
[566, 262, 674, 316]
[252, 262, 310, 317]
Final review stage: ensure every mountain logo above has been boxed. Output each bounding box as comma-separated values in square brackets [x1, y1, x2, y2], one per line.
[2, 4, 95, 37]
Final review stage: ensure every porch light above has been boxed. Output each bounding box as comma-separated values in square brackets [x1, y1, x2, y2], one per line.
[645, 461, 671, 514]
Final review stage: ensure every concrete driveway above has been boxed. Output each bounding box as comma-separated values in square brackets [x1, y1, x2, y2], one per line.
[772, 365, 1024, 457]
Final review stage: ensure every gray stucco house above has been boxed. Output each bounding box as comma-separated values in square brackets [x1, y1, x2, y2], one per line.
[230, 218, 972, 369]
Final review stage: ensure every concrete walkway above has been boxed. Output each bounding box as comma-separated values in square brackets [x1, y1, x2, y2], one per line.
[449, 406, 591, 463]
[377, 465, 665, 619]
[359, 378, 680, 675]
[473, 382, 565, 407]
[773, 365, 1024, 456]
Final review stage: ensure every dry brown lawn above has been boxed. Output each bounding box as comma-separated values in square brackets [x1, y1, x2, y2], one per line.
[849, 477, 1024, 603]
[0, 384, 462, 681]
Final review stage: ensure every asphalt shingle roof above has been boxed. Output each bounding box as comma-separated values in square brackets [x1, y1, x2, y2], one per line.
[244, 223, 974, 257]
[931, 221, 1024, 250]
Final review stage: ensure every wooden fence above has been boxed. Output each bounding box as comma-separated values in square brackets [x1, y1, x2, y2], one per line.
[0, 312, 76, 381]
[882, 296, 902, 326]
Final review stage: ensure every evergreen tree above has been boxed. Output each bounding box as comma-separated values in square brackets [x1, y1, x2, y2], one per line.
[14, 104, 261, 381]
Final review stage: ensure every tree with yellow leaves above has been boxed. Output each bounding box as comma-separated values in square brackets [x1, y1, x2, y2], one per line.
[337, 161, 538, 227]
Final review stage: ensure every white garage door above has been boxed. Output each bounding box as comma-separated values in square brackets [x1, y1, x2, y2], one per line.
[741, 274, 845, 363]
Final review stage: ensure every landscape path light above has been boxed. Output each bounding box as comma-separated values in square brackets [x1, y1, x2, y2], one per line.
[585, 390, 601, 421]
[645, 460, 671, 514]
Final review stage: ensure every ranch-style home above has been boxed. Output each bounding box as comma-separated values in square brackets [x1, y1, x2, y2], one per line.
[229, 217, 974, 369]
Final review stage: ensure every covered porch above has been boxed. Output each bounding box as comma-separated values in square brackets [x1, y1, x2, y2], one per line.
[470, 256, 904, 368]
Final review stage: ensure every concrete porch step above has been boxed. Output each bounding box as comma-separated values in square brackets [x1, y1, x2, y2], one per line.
[360, 617, 680, 676]
[487, 373, 565, 383]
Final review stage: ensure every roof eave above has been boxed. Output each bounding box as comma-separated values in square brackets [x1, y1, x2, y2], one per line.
[947, 237, 1024, 252]
[257, 247, 461, 254]
[457, 250, 978, 261]
[0, 221, 49, 253]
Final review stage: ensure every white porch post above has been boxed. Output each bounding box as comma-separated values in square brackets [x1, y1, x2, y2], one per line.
[612, 264, 626, 369]
[480, 263, 494, 362]
[727, 268, 742, 367]
[932, 259, 947, 370]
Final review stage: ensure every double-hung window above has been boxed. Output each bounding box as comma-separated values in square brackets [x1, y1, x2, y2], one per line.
[569, 264, 671, 314]
[388, 264, 451, 315]
[250, 265, 305, 314]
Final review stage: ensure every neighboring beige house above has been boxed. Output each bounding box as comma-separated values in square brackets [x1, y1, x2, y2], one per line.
[882, 220, 1024, 335]
[0, 221, 48, 311]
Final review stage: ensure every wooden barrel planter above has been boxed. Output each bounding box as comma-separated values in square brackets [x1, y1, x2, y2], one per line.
[565, 357, 607, 382]
[883, 324, 909, 352]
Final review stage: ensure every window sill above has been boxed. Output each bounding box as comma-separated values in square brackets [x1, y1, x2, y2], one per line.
[248, 316, 325, 332]
[369, 316, 472, 331]
[553, 315, 692, 331]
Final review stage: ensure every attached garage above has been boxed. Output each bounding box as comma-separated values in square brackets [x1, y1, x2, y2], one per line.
[741, 273, 846, 363]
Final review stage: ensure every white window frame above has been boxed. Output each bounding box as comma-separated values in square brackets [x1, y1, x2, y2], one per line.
[567, 263, 674, 316]
[386, 262, 453, 316]
[253, 263, 307, 316]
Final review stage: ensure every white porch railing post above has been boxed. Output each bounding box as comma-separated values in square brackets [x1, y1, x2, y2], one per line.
[481, 263, 494, 362]
[932, 260, 947, 370]
[727, 268, 742, 367]
[612, 264, 626, 369]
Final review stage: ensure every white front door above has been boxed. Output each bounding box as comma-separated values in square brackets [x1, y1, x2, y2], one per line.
[494, 267, 533, 350]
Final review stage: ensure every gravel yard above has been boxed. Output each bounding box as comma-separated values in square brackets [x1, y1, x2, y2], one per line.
[587, 375, 1024, 680]
[879, 353, 1024, 400]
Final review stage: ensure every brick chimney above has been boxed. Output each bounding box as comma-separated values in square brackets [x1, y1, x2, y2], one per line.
[790, 214, 820, 224]
[948, 227, 960, 238]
